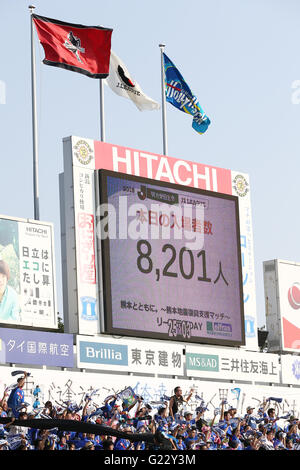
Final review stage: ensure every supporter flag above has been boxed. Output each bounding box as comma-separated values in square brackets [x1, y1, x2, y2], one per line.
[267, 397, 283, 403]
[163, 53, 210, 134]
[117, 387, 138, 409]
[32, 14, 113, 78]
[105, 50, 160, 111]
[231, 388, 241, 400]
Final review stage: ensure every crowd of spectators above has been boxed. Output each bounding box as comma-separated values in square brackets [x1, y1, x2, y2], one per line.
[0, 373, 300, 451]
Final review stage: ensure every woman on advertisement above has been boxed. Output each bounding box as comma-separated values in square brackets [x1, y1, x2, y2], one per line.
[0, 260, 20, 322]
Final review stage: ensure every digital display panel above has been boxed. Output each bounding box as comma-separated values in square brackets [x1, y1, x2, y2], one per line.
[99, 170, 245, 346]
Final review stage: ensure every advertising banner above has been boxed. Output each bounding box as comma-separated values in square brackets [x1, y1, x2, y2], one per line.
[0, 365, 296, 419]
[231, 171, 257, 348]
[72, 166, 100, 335]
[277, 260, 300, 351]
[0, 327, 73, 367]
[264, 259, 300, 352]
[281, 354, 300, 385]
[186, 345, 280, 383]
[0, 215, 57, 329]
[77, 335, 184, 375]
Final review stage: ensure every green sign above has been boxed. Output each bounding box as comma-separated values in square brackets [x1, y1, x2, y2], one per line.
[186, 353, 219, 372]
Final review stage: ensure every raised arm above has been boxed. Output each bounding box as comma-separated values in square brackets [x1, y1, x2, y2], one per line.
[82, 396, 91, 419]
[161, 402, 169, 418]
[210, 409, 219, 427]
[17, 372, 28, 390]
[185, 388, 194, 403]
[169, 397, 175, 419]
[220, 400, 225, 421]
[134, 399, 142, 417]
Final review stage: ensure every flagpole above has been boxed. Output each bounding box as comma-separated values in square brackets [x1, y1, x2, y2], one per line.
[29, 5, 40, 220]
[99, 79, 105, 142]
[96, 78, 104, 332]
[159, 44, 168, 156]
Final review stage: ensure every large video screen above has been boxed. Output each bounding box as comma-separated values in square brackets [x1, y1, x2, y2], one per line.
[99, 170, 245, 346]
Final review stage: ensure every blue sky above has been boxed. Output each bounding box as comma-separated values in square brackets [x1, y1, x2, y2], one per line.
[1, 0, 300, 329]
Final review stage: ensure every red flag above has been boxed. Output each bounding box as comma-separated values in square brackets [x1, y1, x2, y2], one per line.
[32, 14, 112, 78]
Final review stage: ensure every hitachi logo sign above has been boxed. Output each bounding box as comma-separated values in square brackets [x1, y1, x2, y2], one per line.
[111, 147, 220, 192]
[26, 227, 48, 235]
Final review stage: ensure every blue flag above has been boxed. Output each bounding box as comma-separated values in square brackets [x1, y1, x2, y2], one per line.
[163, 53, 210, 134]
[231, 388, 241, 400]
[117, 387, 138, 410]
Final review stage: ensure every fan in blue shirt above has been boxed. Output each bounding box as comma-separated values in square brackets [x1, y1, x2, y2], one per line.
[7, 372, 28, 418]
